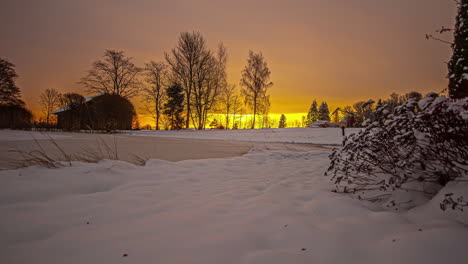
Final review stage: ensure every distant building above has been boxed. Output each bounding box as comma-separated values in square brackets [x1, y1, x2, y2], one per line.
[309, 120, 330, 128]
[51, 93, 135, 131]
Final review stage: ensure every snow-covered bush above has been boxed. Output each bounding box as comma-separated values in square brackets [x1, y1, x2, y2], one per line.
[326, 95, 468, 208]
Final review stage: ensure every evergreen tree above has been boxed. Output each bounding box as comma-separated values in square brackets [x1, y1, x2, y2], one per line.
[164, 84, 184, 130]
[374, 99, 384, 123]
[448, 0, 468, 98]
[306, 100, 319, 126]
[319, 102, 330, 121]
[278, 114, 287, 128]
[0, 58, 24, 106]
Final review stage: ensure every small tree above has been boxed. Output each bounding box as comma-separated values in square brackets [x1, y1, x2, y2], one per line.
[240, 51, 273, 129]
[278, 114, 287, 128]
[164, 84, 184, 130]
[318, 102, 330, 121]
[39, 88, 62, 127]
[448, 0, 468, 99]
[80, 50, 142, 98]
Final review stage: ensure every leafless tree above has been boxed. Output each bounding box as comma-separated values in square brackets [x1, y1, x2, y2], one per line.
[39, 88, 62, 127]
[165, 32, 210, 128]
[192, 43, 228, 129]
[219, 84, 237, 129]
[80, 50, 142, 98]
[258, 94, 271, 128]
[141, 61, 168, 130]
[240, 51, 273, 129]
[231, 95, 242, 129]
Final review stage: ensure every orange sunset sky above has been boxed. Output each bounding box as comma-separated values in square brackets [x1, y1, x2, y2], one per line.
[0, 0, 458, 124]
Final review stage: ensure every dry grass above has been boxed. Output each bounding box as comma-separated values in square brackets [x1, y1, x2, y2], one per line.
[11, 133, 147, 168]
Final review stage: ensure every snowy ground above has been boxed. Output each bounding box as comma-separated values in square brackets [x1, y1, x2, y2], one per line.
[0, 128, 467, 264]
[125, 127, 362, 145]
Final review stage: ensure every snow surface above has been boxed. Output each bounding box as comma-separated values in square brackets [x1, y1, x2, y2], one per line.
[1, 128, 467, 264]
[125, 127, 361, 146]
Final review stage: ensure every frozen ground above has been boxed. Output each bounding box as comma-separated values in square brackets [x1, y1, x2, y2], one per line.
[0, 128, 467, 264]
[0, 129, 343, 169]
[0, 130, 250, 169]
[126, 127, 361, 145]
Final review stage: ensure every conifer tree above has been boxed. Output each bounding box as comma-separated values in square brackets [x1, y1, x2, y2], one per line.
[279, 114, 287, 128]
[164, 84, 184, 130]
[448, 0, 468, 98]
[0, 58, 24, 106]
[306, 100, 319, 126]
[319, 102, 330, 121]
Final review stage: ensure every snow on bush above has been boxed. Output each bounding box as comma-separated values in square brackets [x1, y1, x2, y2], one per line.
[326, 95, 468, 209]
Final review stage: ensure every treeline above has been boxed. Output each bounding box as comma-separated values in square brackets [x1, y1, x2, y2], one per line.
[302, 91, 426, 127]
[1, 31, 275, 130]
[71, 32, 273, 130]
[138, 33, 273, 130]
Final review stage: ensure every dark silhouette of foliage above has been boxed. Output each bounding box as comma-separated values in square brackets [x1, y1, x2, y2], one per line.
[318, 102, 331, 121]
[80, 50, 142, 98]
[39, 88, 61, 127]
[327, 95, 468, 208]
[240, 51, 273, 129]
[448, 0, 468, 98]
[279, 114, 287, 128]
[306, 100, 319, 126]
[142, 61, 168, 130]
[87, 94, 135, 131]
[165, 32, 209, 129]
[164, 84, 184, 130]
[0, 104, 32, 129]
[0, 58, 24, 106]
[0, 58, 32, 128]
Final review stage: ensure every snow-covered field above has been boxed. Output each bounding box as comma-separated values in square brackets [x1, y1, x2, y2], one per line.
[1, 128, 467, 264]
[126, 127, 362, 146]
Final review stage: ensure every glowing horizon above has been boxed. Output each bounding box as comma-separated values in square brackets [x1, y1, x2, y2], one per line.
[0, 0, 457, 121]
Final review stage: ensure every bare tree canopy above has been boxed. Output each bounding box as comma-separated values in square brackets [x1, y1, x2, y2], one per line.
[80, 50, 142, 98]
[0, 58, 24, 106]
[192, 43, 228, 130]
[39, 88, 62, 126]
[165, 31, 211, 129]
[240, 51, 273, 129]
[141, 61, 168, 130]
[219, 84, 237, 129]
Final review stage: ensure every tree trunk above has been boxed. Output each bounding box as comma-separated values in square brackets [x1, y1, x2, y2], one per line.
[251, 96, 257, 129]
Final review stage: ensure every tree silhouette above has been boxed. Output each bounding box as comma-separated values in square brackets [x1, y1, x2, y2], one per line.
[80, 50, 142, 98]
[448, 0, 468, 98]
[220, 84, 237, 129]
[39, 88, 62, 127]
[279, 114, 287, 128]
[165, 32, 210, 128]
[240, 51, 273, 129]
[306, 100, 319, 126]
[142, 61, 168, 130]
[319, 102, 330, 121]
[0, 58, 24, 106]
[164, 84, 184, 130]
